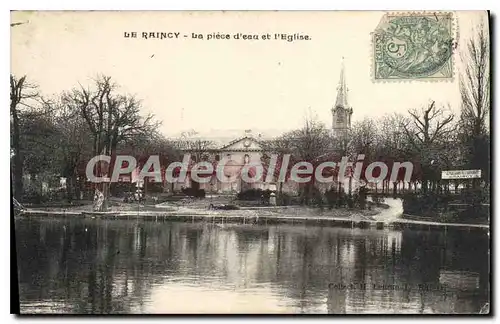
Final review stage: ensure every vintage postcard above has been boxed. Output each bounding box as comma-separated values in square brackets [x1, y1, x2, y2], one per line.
[11, 11, 490, 315]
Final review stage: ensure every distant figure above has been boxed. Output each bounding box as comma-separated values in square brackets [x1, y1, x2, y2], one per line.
[93, 189, 104, 211]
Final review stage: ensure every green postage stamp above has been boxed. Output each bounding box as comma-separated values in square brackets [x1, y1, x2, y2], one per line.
[373, 12, 455, 81]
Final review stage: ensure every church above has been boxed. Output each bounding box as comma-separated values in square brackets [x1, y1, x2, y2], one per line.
[331, 60, 353, 138]
[175, 61, 353, 194]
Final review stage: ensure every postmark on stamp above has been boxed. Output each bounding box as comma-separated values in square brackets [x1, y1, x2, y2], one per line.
[372, 12, 455, 81]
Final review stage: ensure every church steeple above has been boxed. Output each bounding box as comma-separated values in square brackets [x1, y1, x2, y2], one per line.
[334, 58, 348, 109]
[331, 58, 353, 137]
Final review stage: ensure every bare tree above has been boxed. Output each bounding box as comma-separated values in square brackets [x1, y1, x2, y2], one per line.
[378, 113, 409, 156]
[459, 21, 490, 190]
[288, 117, 332, 162]
[19, 105, 60, 199]
[282, 117, 332, 204]
[176, 139, 216, 163]
[332, 128, 353, 157]
[47, 98, 93, 201]
[349, 118, 379, 160]
[460, 21, 490, 138]
[260, 136, 295, 199]
[168, 136, 215, 192]
[10, 74, 39, 200]
[67, 75, 160, 157]
[403, 101, 456, 193]
[115, 131, 180, 194]
[123, 130, 180, 162]
[66, 75, 160, 210]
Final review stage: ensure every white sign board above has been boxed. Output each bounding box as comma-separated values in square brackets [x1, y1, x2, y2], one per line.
[441, 170, 482, 180]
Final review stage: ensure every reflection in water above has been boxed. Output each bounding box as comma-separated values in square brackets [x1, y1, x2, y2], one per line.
[15, 218, 489, 314]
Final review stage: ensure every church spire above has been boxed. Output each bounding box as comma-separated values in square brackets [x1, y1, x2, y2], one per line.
[334, 57, 348, 109]
[331, 57, 353, 137]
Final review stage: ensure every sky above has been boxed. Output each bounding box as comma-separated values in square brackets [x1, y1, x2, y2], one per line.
[11, 11, 488, 138]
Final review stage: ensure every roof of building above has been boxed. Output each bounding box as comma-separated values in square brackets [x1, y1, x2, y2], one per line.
[168, 128, 285, 149]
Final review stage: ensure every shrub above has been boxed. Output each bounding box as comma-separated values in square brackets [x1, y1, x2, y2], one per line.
[110, 182, 136, 197]
[324, 188, 352, 208]
[438, 212, 459, 223]
[22, 186, 53, 204]
[275, 192, 303, 206]
[337, 191, 347, 208]
[311, 187, 324, 207]
[346, 194, 354, 208]
[402, 192, 440, 217]
[181, 187, 206, 198]
[237, 188, 273, 201]
[324, 188, 338, 209]
[298, 185, 323, 206]
[145, 182, 164, 194]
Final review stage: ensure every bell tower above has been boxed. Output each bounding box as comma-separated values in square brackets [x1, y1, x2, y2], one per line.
[331, 58, 353, 137]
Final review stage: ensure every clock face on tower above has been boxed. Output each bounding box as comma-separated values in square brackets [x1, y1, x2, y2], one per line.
[243, 140, 251, 147]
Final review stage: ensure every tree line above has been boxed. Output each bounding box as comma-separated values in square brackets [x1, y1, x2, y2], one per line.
[10, 74, 178, 204]
[11, 24, 489, 208]
[260, 24, 490, 204]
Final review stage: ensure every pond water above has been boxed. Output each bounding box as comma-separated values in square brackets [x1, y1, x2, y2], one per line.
[14, 217, 489, 314]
